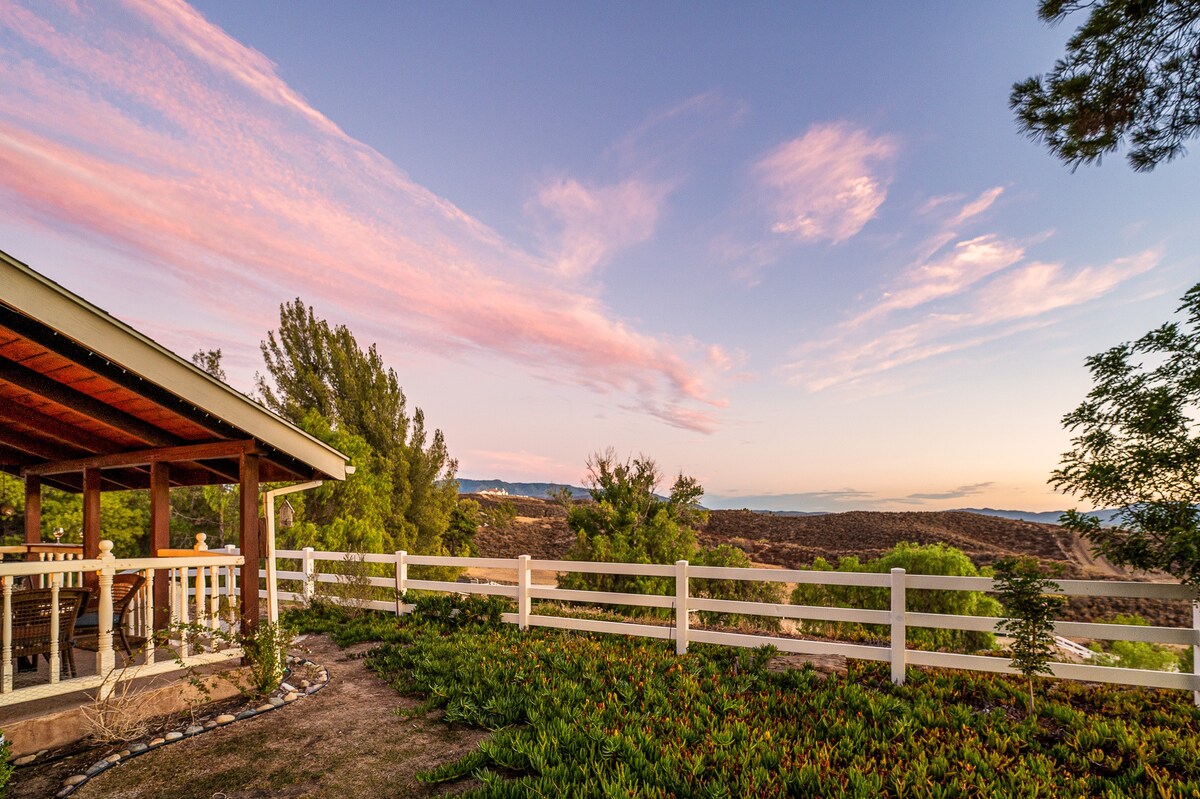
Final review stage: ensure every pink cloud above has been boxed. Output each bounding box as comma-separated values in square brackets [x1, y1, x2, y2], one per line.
[754, 122, 896, 244]
[0, 1, 726, 432]
[789, 249, 1160, 391]
[527, 177, 669, 279]
[463, 449, 579, 483]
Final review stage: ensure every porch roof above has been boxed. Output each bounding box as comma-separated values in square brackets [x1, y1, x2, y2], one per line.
[0, 249, 348, 491]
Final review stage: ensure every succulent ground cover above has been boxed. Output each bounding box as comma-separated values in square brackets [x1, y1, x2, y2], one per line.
[289, 599, 1200, 798]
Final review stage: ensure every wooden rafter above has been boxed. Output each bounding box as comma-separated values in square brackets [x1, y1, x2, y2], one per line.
[21, 439, 260, 477]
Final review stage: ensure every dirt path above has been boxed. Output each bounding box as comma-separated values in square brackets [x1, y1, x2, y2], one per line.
[11, 636, 487, 799]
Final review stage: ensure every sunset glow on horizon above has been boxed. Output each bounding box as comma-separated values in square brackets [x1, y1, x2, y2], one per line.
[1, 1, 1197, 512]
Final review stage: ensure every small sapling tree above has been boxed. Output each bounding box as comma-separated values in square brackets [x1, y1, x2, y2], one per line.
[994, 557, 1065, 714]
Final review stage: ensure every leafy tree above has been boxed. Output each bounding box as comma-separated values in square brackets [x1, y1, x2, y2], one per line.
[560, 450, 780, 621]
[994, 557, 1065, 714]
[561, 450, 703, 597]
[791, 542, 1003, 651]
[1012, 0, 1200, 171]
[1051, 282, 1200, 585]
[256, 300, 458, 557]
[190, 348, 227, 382]
[445, 498, 481, 556]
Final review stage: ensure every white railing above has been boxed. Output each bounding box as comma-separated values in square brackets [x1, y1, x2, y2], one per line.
[269, 549, 1200, 701]
[0, 537, 245, 708]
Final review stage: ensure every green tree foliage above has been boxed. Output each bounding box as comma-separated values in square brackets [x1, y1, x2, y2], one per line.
[1012, 0, 1200, 171]
[561, 450, 780, 616]
[190, 348, 227, 382]
[994, 557, 1066, 714]
[256, 300, 458, 556]
[481, 498, 517, 530]
[0, 474, 147, 557]
[445, 498, 481, 556]
[561, 451, 701, 597]
[0, 728, 12, 797]
[791, 542, 1003, 651]
[1051, 282, 1200, 586]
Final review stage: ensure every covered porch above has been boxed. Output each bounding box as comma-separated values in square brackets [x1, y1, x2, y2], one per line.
[0, 248, 348, 719]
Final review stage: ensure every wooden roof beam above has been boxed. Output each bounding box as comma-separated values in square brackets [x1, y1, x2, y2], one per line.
[0, 397, 125, 454]
[22, 439, 260, 477]
[0, 357, 180, 447]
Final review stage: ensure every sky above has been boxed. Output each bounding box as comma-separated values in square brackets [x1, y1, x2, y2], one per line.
[0, 1, 1197, 513]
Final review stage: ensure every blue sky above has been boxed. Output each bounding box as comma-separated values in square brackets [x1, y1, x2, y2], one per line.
[1, 1, 1196, 511]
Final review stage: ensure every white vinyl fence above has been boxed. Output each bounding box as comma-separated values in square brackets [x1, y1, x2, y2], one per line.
[270, 549, 1200, 702]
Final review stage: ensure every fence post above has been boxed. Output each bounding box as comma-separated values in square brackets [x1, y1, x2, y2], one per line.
[395, 550, 407, 615]
[96, 540, 116, 696]
[675, 560, 689, 655]
[518, 555, 531, 631]
[890, 567, 906, 685]
[1193, 599, 1199, 707]
[303, 547, 316, 604]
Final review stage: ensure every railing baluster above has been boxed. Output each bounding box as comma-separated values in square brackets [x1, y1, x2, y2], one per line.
[48, 573, 61, 685]
[1, 576, 11, 693]
[144, 568, 156, 666]
[96, 542, 115, 695]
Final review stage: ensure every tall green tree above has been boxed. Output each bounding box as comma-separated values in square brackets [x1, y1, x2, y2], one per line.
[1051, 282, 1200, 585]
[561, 450, 704, 596]
[1012, 0, 1200, 171]
[256, 300, 458, 555]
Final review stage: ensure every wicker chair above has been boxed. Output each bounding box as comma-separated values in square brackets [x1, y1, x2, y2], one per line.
[74, 573, 147, 659]
[8, 587, 89, 678]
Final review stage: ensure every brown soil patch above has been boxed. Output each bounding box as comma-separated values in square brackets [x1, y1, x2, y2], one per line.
[10, 636, 487, 799]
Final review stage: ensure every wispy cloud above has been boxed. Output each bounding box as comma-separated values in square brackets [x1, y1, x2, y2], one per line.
[462, 449, 577, 483]
[527, 177, 670, 279]
[753, 122, 896, 244]
[0, 1, 726, 432]
[784, 173, 1157, 392]
[907, 482, 993, 501]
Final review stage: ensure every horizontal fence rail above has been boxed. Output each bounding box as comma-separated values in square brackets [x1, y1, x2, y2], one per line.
[269, 548, 1200, 702]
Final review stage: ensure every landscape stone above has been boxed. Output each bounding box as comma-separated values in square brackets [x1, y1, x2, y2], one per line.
[215, 714, 236, 724]
[85, 760, 108, 776]
[57, 788, 75, 798]
[184, 725, 204, 735]
[36, 749, 48, 757]
[118, 750, 131, 758]
[105, 753, 122, 763]
[165, 731, 183, 741]
[236, 709, 257, 719]
[203, 721, 218, 729]
[306, 684, 320, 694]
[13, 754, 36, 766]
[284, 692, 299, 701]
[148, 737, 166, 747]
[256, 703, 272, 712]
[268, 696, 285, 706]
[280, 682, 296, 692]
[129, 742, 148, 753]
[63, 775, 87, 787]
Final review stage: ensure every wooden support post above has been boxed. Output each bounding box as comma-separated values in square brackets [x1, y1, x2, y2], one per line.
[891, 567, 907, 685]
[82, 467, 101, 559]
[23, 475, 40, 547]
[675, 560, 689, 655]
[149, 462, 171, 630]
[238, 453, 260, 633]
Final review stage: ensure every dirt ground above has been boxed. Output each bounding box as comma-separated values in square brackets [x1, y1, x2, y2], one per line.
[9, 636, 488, 799]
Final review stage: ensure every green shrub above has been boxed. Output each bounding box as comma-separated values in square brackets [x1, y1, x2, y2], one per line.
[994, 556, 1065, 714]
[0, 730, 12, 798]
[691, 543, 783, 629]
[1088, 614, 1183, 672]
[791, 542, 1002, 651]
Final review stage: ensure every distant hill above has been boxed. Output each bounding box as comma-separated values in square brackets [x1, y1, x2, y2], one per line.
[956, 508, 1123, 526]
[458, 478, 590, 500]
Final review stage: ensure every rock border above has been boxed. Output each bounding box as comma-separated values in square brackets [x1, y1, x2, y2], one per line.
[35, 653, 330, 798]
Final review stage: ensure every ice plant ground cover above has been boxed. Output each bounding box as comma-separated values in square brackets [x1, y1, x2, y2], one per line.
[287, 598, 1200, 798]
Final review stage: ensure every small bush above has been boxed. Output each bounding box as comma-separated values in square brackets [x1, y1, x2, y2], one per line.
[0, 730, 12, 797]
[1088, 614, 1182, 672]
[791, 542, 1002, 651]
